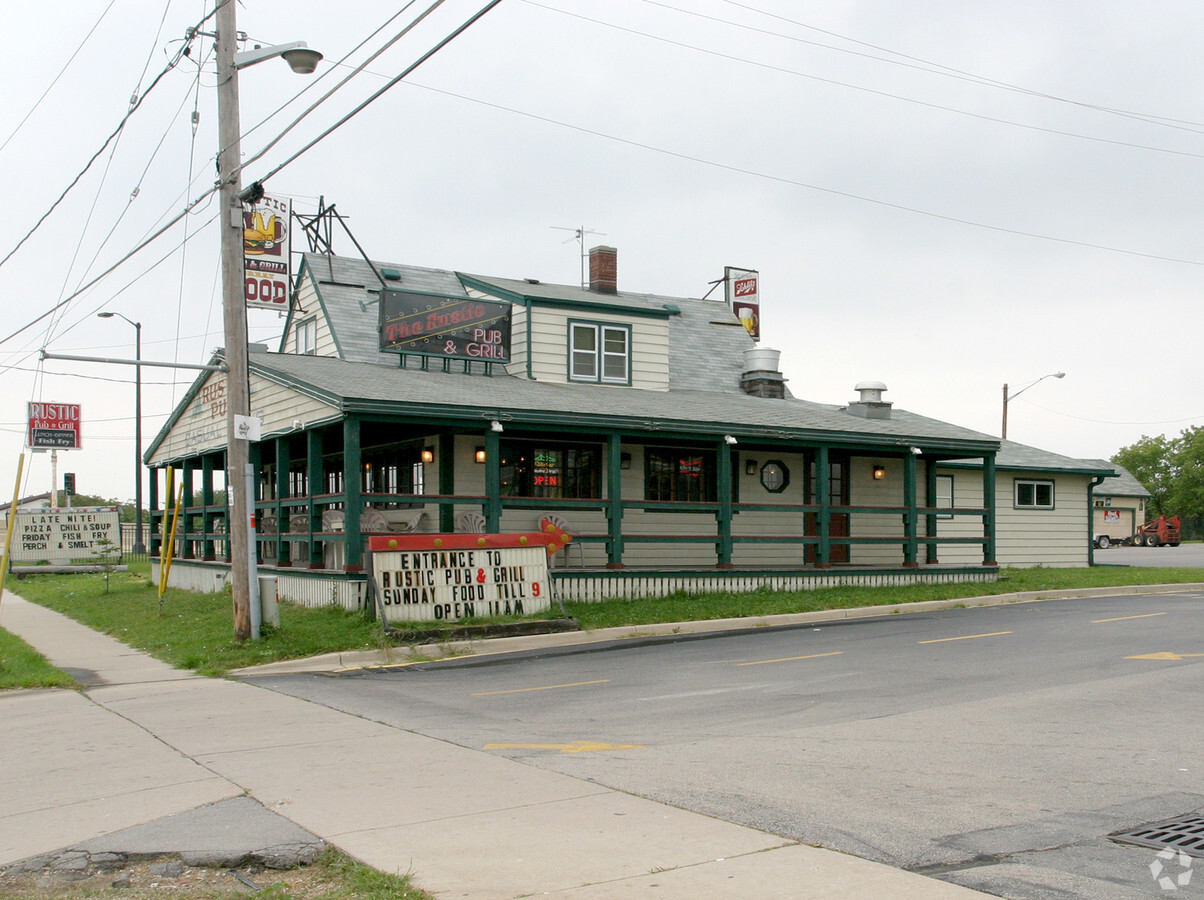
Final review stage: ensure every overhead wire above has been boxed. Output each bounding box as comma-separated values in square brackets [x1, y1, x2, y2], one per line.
[523, 1, 1204, 161]
[404, 80, 1204, 268]
[0, 6, 217, 277]
[0, 0, 118, 155]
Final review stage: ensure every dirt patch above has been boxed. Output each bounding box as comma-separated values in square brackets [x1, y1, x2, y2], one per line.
[0, 856, 352, 899]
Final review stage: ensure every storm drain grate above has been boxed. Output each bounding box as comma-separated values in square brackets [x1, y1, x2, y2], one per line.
[1110, 815, 1204, 858]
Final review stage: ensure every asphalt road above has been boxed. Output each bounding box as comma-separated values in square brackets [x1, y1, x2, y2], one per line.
[247, 591, 1204, 899]
[1095, 541, 1204, 567]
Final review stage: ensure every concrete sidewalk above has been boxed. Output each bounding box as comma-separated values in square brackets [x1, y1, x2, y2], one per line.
[0, 591, 995, 899]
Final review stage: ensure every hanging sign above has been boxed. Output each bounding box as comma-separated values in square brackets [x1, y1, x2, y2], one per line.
[244, 194, 291, 310]
[724, 266, 760, 341]
[379, 289, 511, 361]
[27, 402, 81, 450]
[368, 529, 570, 623]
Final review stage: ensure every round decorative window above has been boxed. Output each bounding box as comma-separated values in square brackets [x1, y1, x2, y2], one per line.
[760, 460, 790, 493]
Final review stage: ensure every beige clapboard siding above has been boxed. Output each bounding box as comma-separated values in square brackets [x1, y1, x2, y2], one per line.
[933, 469, 1090, 567]
[528, 309, 670, 389]
[251, 376, 339, 437]
[281, 278, 338, 357]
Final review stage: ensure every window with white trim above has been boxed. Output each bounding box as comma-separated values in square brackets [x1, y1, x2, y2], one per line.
[296, 318, 317, 355]
[935, 474, 954, 519]
[1014, 479, 1054, 509]
[569, 321, 630, 384]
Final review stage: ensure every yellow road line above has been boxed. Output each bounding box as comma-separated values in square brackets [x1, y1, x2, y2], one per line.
[919, 631, 1013, 644]
[737, 651, 844, 667]
[1093, 612, 1167, 623]
[473, 679, 609, 696]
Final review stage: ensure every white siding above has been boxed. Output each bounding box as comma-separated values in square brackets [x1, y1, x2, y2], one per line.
[933, 468, 1091, 567]
[281, 276, 338, 357]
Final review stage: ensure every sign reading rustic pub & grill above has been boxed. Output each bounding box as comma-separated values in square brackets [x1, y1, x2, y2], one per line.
[379, 289, 511, 362]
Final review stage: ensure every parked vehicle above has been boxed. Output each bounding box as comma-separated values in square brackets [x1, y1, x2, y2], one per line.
[1095, 514, 1181, 549]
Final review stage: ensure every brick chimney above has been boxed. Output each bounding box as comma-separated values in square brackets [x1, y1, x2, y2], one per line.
[588, 246, 617, 294]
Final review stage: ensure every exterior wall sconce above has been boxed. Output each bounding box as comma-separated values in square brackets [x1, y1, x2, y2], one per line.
[872, 464, 886, 480]
[620, 452, 632, 469]
[420, 448, 434, 464]
[475, 447, 486, 463]
[745, 459, 758, 476]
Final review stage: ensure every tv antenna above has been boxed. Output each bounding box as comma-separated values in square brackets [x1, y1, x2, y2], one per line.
[551, 225, 605, 288]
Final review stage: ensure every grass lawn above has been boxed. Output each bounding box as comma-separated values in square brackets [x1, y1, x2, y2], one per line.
[5, 561, 1202, 679]
[0, 625, 78, 690]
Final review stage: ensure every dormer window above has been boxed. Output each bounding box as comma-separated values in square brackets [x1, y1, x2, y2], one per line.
[297, 318, 316, 355]
[569, 321, 630, 384]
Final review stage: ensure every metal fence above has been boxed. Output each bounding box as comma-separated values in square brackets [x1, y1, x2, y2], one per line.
[119, 523, 149, 562]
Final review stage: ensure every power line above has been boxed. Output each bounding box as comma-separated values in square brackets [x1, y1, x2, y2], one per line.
[405, 81, 1204, 267]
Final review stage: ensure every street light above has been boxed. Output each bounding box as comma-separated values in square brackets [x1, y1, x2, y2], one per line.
[1001, 372, 1065, 439]
[97, 312, 144, 554]
[213, 0, 321, 641]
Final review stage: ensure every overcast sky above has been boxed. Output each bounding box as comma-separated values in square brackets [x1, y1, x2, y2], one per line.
[3, 0, 1201, 504]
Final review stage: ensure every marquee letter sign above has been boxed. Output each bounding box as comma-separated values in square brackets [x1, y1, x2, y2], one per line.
[379, 289, 511, 362]
[368, 529, 570, 623]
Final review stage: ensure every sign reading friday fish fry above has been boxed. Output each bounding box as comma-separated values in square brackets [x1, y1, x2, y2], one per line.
[367, 531, 570, 623]
[244, 194, 291, 310]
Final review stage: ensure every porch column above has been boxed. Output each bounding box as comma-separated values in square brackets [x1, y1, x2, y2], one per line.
[606, 433, 625, 567]
[438, 433, 455, 532]
[343, 416, 363, 571]
[181, 463, 195, 559]
[924, 459, 939, 564]
[982, 452, 997, 566]
[716, 437, 733, 568]
[201, 455, 216, 560]
[148, 466, 160, 556]
[816, 446, 831, 568]
[247, 444, 261, 562]
[274, 436, 291, 566]
[484, 428, 501, 532]
[903, 451, 918, 567]
[306, 430, 323, 568]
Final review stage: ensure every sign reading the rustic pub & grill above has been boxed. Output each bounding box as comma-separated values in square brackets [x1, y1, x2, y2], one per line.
[379, 289, 511, 362]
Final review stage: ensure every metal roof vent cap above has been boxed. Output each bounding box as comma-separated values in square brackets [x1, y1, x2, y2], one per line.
[855, 380, 887, 403]
[848, 380, 891, 419]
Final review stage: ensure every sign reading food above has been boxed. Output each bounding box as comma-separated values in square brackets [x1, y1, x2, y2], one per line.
[379, 289, 511, 361]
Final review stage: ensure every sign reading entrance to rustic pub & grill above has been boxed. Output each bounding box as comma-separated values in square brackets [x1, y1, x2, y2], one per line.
[367, 530, 569, 623]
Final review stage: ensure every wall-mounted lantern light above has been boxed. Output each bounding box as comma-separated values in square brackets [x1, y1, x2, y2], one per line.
[420, 448, 434, 464]
[872, 464, 886, 481]
[620, 452, 632, 470]
[745, 459, 758, 476]
[474, 447, 486, 464]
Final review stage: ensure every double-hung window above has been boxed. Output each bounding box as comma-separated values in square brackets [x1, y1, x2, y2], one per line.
[296, 318, 317, 355]
[569, 321, 630, 384]
[1014, 479, 1054, 509]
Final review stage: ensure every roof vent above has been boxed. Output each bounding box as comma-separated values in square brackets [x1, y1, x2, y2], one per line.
[847, 381, 892, 419]
[741, 347, 786, 399]
[380, 267, 402, 281]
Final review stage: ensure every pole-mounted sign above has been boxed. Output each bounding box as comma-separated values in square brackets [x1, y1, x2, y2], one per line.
[27, 402, 81, 450]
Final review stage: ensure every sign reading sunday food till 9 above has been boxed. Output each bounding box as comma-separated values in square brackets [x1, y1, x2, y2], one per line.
[368, 534, 555, 623]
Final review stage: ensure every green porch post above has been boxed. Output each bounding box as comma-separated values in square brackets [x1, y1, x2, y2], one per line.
[716, 437, 733, 568]
[201, 455, 216, 560]
[983, 452, 997, 566]
[924, 459, 939, 564]
[307, 430, 323, 568]
[816, 446, 831, 568]
[484, 429, 501, 532]
[181, 463, 195, 559]
[438, 433, 455, 533]
[148, 466, 160, 556]
[903, 451, 918, 567]
[607, 433, 624, 567]
[344, 417, 363, 571]
[275, 436, 290, 566]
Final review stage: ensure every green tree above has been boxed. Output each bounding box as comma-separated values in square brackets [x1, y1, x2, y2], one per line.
[1112, 434, 1175, 516]
[1169, 425, 1204, 518]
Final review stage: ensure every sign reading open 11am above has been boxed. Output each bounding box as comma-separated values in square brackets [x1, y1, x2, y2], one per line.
[367, 530, 570, 624]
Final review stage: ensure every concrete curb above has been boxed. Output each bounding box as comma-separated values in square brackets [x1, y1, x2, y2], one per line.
[232, 581, 1204, 676]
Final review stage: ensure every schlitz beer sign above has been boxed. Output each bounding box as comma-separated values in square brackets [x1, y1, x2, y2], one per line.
[379, 288, 511, 362]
